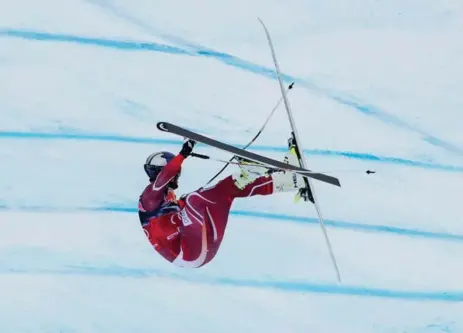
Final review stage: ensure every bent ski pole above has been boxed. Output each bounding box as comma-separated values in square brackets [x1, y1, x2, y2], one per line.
[205, 82, 294, 185]
[193, 152, 287, 172]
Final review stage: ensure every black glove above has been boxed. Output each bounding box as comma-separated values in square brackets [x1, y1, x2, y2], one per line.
[180, 139, 196, 157]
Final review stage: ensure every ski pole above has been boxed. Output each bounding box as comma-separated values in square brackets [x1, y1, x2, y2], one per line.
[205, 82, 294, 185]
[192, 152, 283, 172]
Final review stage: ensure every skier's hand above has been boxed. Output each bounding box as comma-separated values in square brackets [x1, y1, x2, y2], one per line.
[180, 139, 196, 157]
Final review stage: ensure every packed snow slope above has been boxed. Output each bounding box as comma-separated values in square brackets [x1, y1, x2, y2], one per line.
[1, 0, 463, 332]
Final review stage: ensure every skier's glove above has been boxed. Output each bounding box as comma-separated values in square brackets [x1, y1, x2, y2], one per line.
[180, 139, 196, 157]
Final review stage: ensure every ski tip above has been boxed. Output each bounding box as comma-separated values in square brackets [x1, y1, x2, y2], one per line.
[317, 173, 341, 187]
[156, 122, 169, 132]
[325, 175, 341, 187]
[330, 178, 341, 187]
[313, 174, 341, 187]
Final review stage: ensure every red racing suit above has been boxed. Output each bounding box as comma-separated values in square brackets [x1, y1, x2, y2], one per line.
[138, 154, 274, 267]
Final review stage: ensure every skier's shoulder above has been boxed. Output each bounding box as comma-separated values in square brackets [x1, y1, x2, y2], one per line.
[139, 181, 158, 208]
[140, 181, 154, 197]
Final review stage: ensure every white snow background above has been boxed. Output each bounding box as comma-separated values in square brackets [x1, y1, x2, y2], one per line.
[1, 0, 463, 332]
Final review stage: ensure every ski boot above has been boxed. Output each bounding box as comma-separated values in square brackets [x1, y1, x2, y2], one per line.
[278, 137, 314, 202]
[271, 139, 305, 193]
[232, 156, 269, 190]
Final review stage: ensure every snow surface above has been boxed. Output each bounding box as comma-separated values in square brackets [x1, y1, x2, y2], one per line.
[1, 0, 463, 332]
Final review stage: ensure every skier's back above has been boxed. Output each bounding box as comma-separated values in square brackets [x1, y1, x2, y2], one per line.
[138, 139, 303, 267]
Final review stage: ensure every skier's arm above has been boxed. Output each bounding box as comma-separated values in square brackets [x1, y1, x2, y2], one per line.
[152, 139, 196, 193]
[151, 154, 184, 192]
[142, 140, 196, 210]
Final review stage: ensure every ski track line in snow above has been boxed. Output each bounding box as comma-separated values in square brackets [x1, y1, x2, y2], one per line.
[1, 27, 462, 157]
[1, 130, 463, 172]
[0, 29, 189, 54]
[2, 205, 463, 243]
[2, 265, 463, 303]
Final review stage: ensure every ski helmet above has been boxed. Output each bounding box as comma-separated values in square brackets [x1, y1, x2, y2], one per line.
[144, 151, 180, 188]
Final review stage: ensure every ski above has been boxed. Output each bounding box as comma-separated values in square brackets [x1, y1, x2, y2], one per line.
[258, 18, 342, 282]
[157, 121, 341, 187]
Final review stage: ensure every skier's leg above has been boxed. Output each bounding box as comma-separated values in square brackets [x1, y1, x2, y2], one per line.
[202, 174, 274, 199]
[230, 147, 305, 196]
[173, 186, 234, 268]
[173, 148, 304, 267]
[173, 171, 277, 268]
[172, 205, 209, 268]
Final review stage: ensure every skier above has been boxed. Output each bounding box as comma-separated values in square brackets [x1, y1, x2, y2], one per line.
[138, 139, 304, 268]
